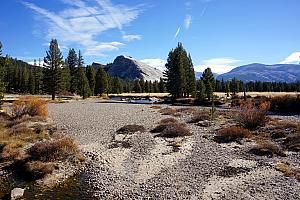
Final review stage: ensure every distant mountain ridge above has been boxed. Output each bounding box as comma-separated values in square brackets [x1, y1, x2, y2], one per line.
[108, 55, 164, 81]
[216, 63, 300, 83]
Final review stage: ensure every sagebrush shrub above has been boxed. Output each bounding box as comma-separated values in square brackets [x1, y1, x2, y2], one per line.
[250, 140, 286, 157]
[189, 110, 211, 123]
[27, 137, 78, 162]
[214, 126, 251, 143]
[22, 161, 55, 180]
[284, 132, 300, 152]
[237, 100, 268, 130]
[12, 96, 48, 118]
[270, 95, 300, 114]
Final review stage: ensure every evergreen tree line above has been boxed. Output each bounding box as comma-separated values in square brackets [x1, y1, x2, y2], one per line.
[214, 78, 300, 94]
[0, 40, 166, 100]
[1, 40, 300, 101]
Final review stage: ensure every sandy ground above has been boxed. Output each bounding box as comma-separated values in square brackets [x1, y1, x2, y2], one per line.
[48, 100, 300, 199]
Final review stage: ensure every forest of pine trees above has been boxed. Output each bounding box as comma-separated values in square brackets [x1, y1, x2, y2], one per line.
[0, 40, 300, 101]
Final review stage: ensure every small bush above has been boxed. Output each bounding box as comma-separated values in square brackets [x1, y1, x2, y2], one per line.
[116, 125, 146, 134]
[283, 133, 300, 152]
[12, 96, 48, 118]
[236, 101, 268, 130]
[22, 161, 55, 180]
[27, 137, 78, 162]
[159, 108, 179, 116]
[270, 95, 300, 114]
[214, 126, 251, 143]
[151, 118, 183, 133]
[188, 110, 211, 123]
[159, 118, 179, 125]
[275, 161, 300, 181]
[155, 123, 192, 138]
[250, 140, 286, 157]
[8, 124, 33, 136]
[0, 146, 27, 161]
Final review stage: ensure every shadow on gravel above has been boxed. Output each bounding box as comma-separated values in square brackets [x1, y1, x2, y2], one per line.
[218, 166, 252, 178]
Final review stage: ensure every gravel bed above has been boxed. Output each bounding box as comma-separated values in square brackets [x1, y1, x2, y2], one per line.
[48, 100, 300, 199]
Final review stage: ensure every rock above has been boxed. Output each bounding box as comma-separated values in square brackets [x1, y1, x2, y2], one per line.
[108, 55, 163, 81]
[11, 188, 25, 200]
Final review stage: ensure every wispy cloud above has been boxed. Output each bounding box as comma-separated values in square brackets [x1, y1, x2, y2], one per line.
[22, 0, 142, 57]
[122, 34, 142, 42]
[280, 52, 300, 64]
[184, 15, 192, 29]
[85, 42, 125, 56]
[174, 27, 181, 39]
[195, 57, 241, 74]
[141, 58, 166, 72]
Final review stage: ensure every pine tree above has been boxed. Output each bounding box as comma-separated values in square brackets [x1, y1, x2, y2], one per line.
[28, 67, 35, 94]
[186, 54, 196, 97]
[201, 68, 215, 101]
[165, 43, 194, 98]
[58, 62, 71, 94]
[67, 48, 78, 94]
[0, 42, 5, 108]
[133, 80, 142, 93]
[196, 79, 205, 100]
[153, 80, 159, 93]
[139, 78, 145, 93]
[144, 80, 149, 93]
[95, 67, 109, 96]
[158, 78, 165, 93]
[86, 66, 96, 96]
[77, 67, 91, 99]
[43, 39, 63, 100]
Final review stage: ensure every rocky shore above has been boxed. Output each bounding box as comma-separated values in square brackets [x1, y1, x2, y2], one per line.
[49, 100, 300, 199]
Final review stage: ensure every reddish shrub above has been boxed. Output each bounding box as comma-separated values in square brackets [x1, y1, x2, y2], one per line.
[27, 137, 78, 162]
[237, 101, 268, 130]
[214, 126, 251, 143]
[250, 140, 286, 157]
[270, 95, 300, 114]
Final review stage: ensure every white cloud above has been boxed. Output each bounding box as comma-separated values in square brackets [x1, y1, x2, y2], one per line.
[174, 27, 181, 39]
[184, 15, 192, 29]
[141, 58, 166, 72]
[195, 57, 241, 74]
[85, 42, 125, 56]
[23, 0, 142, 56]
[122, 34, 142, 42]
[280, 52, 300, 64]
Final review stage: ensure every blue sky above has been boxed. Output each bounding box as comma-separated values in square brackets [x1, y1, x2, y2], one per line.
[1, 0, 300, 73]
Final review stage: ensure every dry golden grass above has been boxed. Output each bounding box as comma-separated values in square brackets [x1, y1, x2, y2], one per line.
[276, 161, 300, 181]
[149, 105, 162, 109]
[12, 96, 48, 118]
[215, 92, 299, 98]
